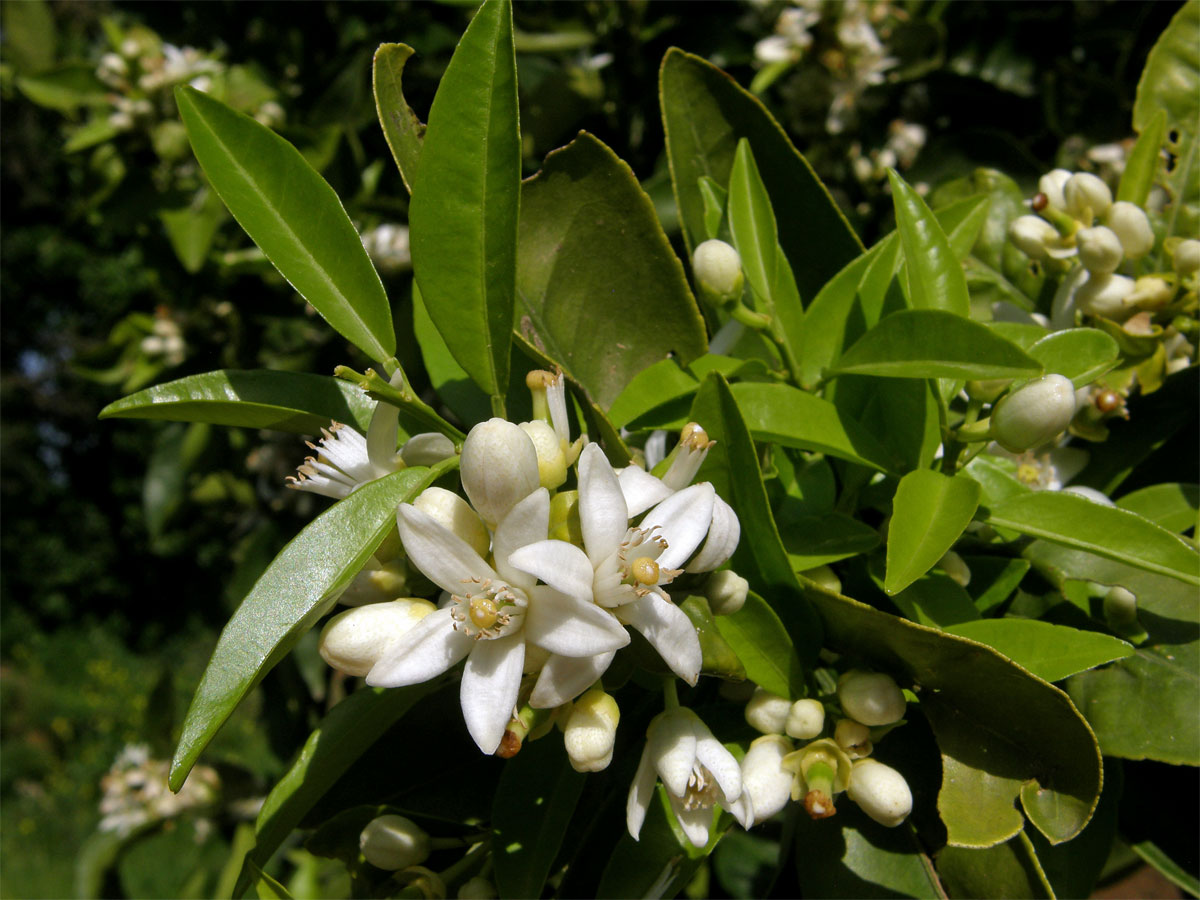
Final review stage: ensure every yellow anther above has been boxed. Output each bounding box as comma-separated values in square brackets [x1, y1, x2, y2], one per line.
[526, 369, 556, 389]
[1016, 463, 1041, 486]
[469, 597, 499, 630]
[679, 422, 711, 449]
[631, 556, 660, 585]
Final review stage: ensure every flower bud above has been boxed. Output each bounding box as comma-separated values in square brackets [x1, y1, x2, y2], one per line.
[338, 558, 409, 606]
[938, 550, 971, 588]
[1008, 215, 1060, 261]
[1038, 169, 1072, 211]
[847, 759, 912, 827]
[549, 490, 583, 544]
[834, 718, 873, 759]
[990, 374, 1077, 453]
[319, 599, 437, 676]
[1076, 226, 1124, 275]
[692, 240, 745, 303]
[785, 698, 825, 740]
[705, 569, 749, 616]
[1076, 272, 1136, 320]
[837, 671, 906, 727]
[1103, 585, 1138, 627]
[1061, 485, 1114, 506]
[741, 734, 795, 824]
[412, 486, 491, 559]
[519, 420, 568, 490]
[460, 418, 541, 526]
[1106, 202, 1155, 259]
[1063, 172, 1112, 222]
[745, 686, 792, 735]
[801, 565, 842, 594]
[360, 814, 432, 870]
[458, 877, 498, 899]
[401, 432, 456, 467]
[563, 687, 620, 772]
[686, 495, 741, 574]
[1174, 239, 1200, 275]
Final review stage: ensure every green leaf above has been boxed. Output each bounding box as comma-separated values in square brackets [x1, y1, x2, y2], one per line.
[885, 470, 981, 595]
[159, 187, 229, 274]
[936, 837, 1053, 899]
[144, 422, 209, 540]
[691, 374, 824, 663]
[730, 381, 898, 473]
[943, 620, 1132, 683]
[99, 369, 377, 434]
[516, 132, 707, 408]
[780, 513, 881, 572]
[174, 86, 395, 363]
[412, 282, 492, 426]
[659, 48, 862, 302]
[681, 595, 746, 680]
[963, 556, 1031, 614]
[832, 309, 1043, 381]
[1119, 108, 1167, 207]
[409, 0, 518, 404]
[492, 736, 586, 899]
[714, 590, 805, 700]
[830, 376, 941, 474]
[889, 574, 980, 629]
[1132, 840, 1200, 898]
[170, 463, 453, 790]
[1026, 329, 1119, 388]
[3, 0, 56, 73]
[15, 64, 106, 113]
[606, 360, 698, 430]
[372, 43, 425, 192]
[234, 684, 435, 898]
[984, 492, 1200, 587]
[803, 579, 1102, 846]
[728, 139, 805, 380]
[698, 175, 727, 240]
[888, 170, 970, 318]
[1116, 482, 1199, 533]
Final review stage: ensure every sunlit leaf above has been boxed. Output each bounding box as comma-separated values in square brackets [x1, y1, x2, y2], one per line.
[885, 470, 981, 595]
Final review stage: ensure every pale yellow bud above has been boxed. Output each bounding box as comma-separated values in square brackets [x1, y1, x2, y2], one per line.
[1174, 239, 1200, 275]
[563, 687, 620, 772]
[785, 698, 826, 740]
[746, 686, 792, 735]
[359, 814, 431, 870]
[1063, 172, 1112, 222]
[319, 599, 437, 676]
[460, 418, 541, 526]
[1105, 202, 1155, 259]
[837, 670, 906, 727]
[705, 569, 749, 616]
[693, 239, 745, 302]
[413, 486, 491, 559]
[834, 718, 873, 759]
[1076, 226, 1124, 275]
[990, 374, 1077, 452]
[847, 759, 912, 827]
[519, 420, 568, 490]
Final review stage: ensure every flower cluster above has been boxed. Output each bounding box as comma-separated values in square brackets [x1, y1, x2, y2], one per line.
[98, 744, 219, 837]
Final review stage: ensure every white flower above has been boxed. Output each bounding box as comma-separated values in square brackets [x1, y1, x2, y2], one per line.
[367, 489, 629, 754]
[837, 670, 906, 727]
[846, 759, 912, 827]
[563, 686, 620, 772]
[459, 418, 541, 527]
[627, 707, 751, 848]
[986, 442, 1089, 492]
[741, 734, 795, 824]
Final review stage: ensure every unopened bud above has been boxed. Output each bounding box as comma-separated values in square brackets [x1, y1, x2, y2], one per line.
[834, 719, 873, 759]
[705, 569, 749, 616]
[1076, 226, 1124, 275]
[1038, 169, 1072, 211]
[1063, 172, 1112, 222]
[1106, 202, 1155, 259]
[837, 670, 907, 727]
[1174, 239, 1200, 276]
[741, 734, 795, 824]
[746, 687, 792, 735]
[938, 550, 971, 588]
[460, 418, 541, 526]
[359, 814, 432, 870]
[320, 599, 436, 676]
[990, 374, 1077, 452]
[401, 432, 456, 467]
[1103, 585, 1138, 627]
[413, 487, 491, 559]
[786, 698, 826, 740]
[519, 420, 568, 490]
[1008, 215, 1060, 261]
[847, 759, 912, 827]
[563, 687, 619, 772]
[458, 877, 498, 899]
[1076, 272, 1136, 320]
[1127, 275, 1174, 311]
[338, 558, 409, 606]
[692, 240, 745, 303]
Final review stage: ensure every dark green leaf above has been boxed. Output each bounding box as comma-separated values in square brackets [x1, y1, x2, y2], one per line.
[780, 513, 881, 571]
[936, 837, 1053, 899]
[889, 170, 969, 318]
[171, 463, 453, 790]
[516, 132, 708, 408]
[175, 86, 395, 362]
[409, 0, 519, 402]
[885, 470, 981, 595]
[963, 556, 1031, 614]
[830, 376, 942, 474]
[943, 620, 1132, 683]
[412, 283, 491, 426]
[714, 590, 804, 700]
[372, 43, 425, 192]
[99, 369, 377, 434]
[1115, 482, 1199, 533]
[1132, 840, 1200, 898]
[1026, 329, 1120, 388]
[681, 595, 746, 681]
[698, 175, 727, 240]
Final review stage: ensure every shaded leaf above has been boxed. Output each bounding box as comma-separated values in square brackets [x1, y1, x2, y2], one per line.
[714, 590, 804, 700]
[372, 43, 425, 192]
[780, 513, 881, 572]
[936, 837, 1053, 899]
[944, 619, 1132, 683]
[1026, 329, 1119, 388]
[889, 574, 981, 629]
[1115, 482, 1199, 533]
[606, 360, 698, 430]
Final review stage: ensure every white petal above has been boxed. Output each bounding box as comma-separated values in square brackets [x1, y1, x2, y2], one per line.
[669, 794, 713, 848]
[396, 503, 495, 595]
[507, 539, 594, 601]
[693, 729, 742, 805]
[524, 586, 629, 657]
[460, 635, 525, 754]
[727, 792, 755, 830]
[492, 488, 550, 590]
[365, 394, 402, 477]
[641, 483, 714, 570]
[626, 747, 658, 840]
[579, 443, 630, 565]
[366, 608, 472, 687]
[618, 466, 674, 517]
[621, 593, 702, 685]
[529, 651, 616, 708]
[649, 713, 698, 798]
[686, 494, 740, 573]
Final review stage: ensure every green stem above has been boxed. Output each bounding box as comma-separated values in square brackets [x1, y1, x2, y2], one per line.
[334, 364, 465, 442]
[953, 416, 993, 444]
[662, 678, 680, 710]
[490, 392, 507, 420]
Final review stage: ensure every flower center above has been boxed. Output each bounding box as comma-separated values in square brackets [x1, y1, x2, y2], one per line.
[1016, 462, 1042, 486]
[682, 765, 720, 811]
[630, 557, 660, 585]
[450, 578, 525, 640]
[469, 597, 499, 630]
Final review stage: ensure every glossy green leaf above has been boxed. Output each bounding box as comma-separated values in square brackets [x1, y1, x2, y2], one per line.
[885, 470, 981, 595]
[659, 48, 862, 301]
[99, 369, 377, 434]
[803, 579, 1102, 846]
[234, 683, 435, 898]
[964, 556, 1031, 614]
[1116, 482, 1199, 533]
[780, 513, 881, 571]
[412, 283, 491, 427]
[517, 132, 707, 408]
[1026, 329, 1119, 388]
[492, 736, 585, 899]
[832, 309, 1042, 381]
[944, 620, 1132, 683]
[888, 170, 969, 318]
[714, 590, 804, 700]
[174, 86, 395, 363]
[940, 195, 992, 262]
[409, 0, 518, 403]
[606, 360, 698, 430]
[170, 463, 452, 791]
[730, 381, 897, 473]
[889, 574, 980, 629]
[698, 175, 727, 240]
[692, 374, 824, 663]
[159, 187, 228, 274]
[936, 837, 1053, 899]
[831, 376, 942, 474]
[728, 139, 805, 380]
[372, 43, 424, 192]
[984, 492, 1200, 586]
[1119, 108, 1167, 206]
[681, 595, 746, 680]
[963, 454, 1029, 506]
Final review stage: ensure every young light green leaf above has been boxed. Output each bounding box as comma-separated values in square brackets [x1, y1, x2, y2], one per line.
[373, 43, 425, 192]
[606, 360, 698, 430]
[885, 470, 982, 595]
[831, 309, 1043, 380]
[943, 620, 1132, 683]
[174, 86, 395, 363]
[714, 590, 805, 700]
[985, 492, 1200, 586]
[889, 574, 981, 629]
[409, 0, 519, 404]
[412, 283, 492, 427]
[888, 169, 970, 318]
[1119, 108, 1167, 206]
[170, 462, 454, 791]
[1116, 482, 1199, 533]
[159, 187, 228, 274]
[1026, 329, 1119, 388]
[698, 175, 727, 240]
[99, 369, 377, 434]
